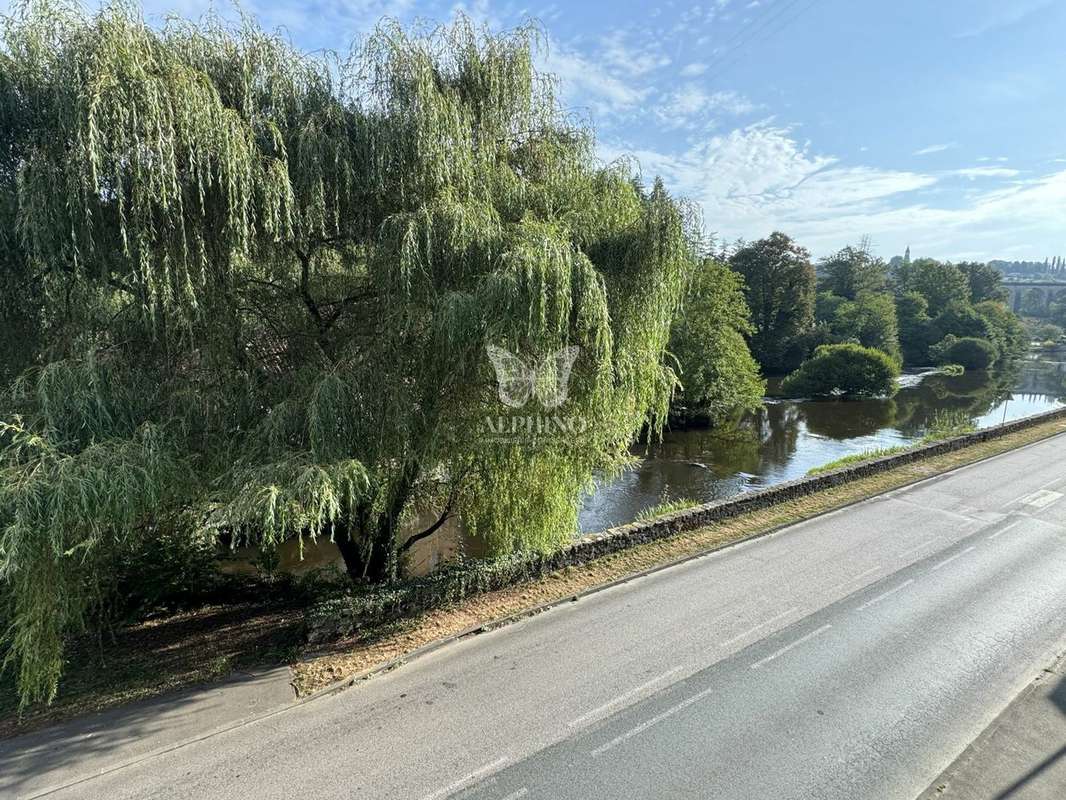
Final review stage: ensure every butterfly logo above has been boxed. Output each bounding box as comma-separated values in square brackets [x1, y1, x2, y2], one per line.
[486, 345, 581, 409]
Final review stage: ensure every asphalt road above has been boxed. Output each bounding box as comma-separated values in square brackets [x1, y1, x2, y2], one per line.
[6, 434, 1066, 800]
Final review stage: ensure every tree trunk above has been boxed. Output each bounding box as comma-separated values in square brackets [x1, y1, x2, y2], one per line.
[332, 523, 367, 581]
[332, 462, 419, 584]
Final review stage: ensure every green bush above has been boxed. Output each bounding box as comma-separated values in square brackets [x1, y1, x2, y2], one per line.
[1033, 322, 1063, 344]
[781, 343, 900, 398]
[930, 335, 997, 370]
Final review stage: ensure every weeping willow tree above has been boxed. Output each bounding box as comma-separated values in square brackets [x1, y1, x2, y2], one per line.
[0, 0, 699, 706]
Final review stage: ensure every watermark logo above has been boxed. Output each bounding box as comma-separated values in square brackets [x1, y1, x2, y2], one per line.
[486, 344, 580, 409]
[483, 344, 588, 441]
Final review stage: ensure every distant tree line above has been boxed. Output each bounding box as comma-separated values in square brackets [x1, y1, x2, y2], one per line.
[671, 233, 1027, 403]
[989, 257, 1066, 280]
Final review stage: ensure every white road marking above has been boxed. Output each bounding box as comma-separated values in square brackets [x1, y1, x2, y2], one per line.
[930, 546, 976, 572]
[590, 686, 717, 756]
[896, 539, 937, 561]
[719, 606, 799, 648]
[420, 758, 509, 800]
[750, 624, 832, 670]
[1019, 489, 1063, 509]
[568, 666, 685, 727]
[498, 789, 528, 800]
[857, 579, 914, 611]
[827, 566, 881, 593]
[989, 520, 1024, 540]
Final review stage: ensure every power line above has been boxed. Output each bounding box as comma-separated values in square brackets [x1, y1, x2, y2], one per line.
[698, 0, 808, 76]
[699, 0, 824, 86]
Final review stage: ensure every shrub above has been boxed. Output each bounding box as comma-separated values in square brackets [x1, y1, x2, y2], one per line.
[781, 343, 899, 398]
[923, 408, 976, 441]
[930, 335, 997, 370]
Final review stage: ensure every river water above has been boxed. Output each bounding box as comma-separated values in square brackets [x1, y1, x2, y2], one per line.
[577, 348, 1066, 532]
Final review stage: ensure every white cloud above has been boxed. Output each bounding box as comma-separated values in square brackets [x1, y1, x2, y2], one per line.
[955, 0, 1055, 38]
[604, 123, 1060, 259]
[542, 45, 649, 113]
[680, 62, 709, 77]
[914, 142, 956, 156]
[654, 86, 758, 128]
[952, 167, 1021, 180]
[599, 30, 671, 76]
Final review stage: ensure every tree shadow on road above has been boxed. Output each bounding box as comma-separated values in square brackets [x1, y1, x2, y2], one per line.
[991, 670, 1066, 800]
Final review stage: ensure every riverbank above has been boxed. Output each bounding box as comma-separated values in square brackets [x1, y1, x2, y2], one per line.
[5, 407, 1065, 738]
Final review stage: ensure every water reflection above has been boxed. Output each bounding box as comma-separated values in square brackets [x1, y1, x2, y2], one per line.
[578, 348, 1066, 532]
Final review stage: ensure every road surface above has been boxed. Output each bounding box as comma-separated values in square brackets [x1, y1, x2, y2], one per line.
[5, 434, 1066, 799]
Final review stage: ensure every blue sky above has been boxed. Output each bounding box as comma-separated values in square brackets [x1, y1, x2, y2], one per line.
[13, 0, 1066, 260]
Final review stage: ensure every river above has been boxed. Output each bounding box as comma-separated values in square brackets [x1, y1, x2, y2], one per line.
[577, 347, 1066, 532]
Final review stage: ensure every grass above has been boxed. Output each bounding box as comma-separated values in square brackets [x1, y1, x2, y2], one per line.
[807, 446, 910, 475]
[4, 412, 1065, 737]
[635, 495, 701, 521]
[807, 409, 977, 476]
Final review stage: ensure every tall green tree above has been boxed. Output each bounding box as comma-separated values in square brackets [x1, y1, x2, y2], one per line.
[668, 259, 764, 424]
[831, 292, 901, 362]
[818, 245, 888, 300]
[896, 291, 938, 365]
[892, 257, 969, 314]
[0, 5, 698, 705]
[957, 261, 1008, 304]
[729, 232, 816, 374]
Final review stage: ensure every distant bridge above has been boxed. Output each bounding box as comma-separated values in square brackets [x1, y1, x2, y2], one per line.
[1002, 281, 1066, 313]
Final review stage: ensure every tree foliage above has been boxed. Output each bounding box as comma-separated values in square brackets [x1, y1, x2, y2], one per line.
[957, 261, 1008, 304]
[889, 256, 1023, 367]
[781, 343, 899, 398]
[729, 232, 816, 374]
[668, 258, 764, 424]
[813, 245, 899, 361]
[818, 245, 888, 300]
[0, 3, 699, 705]
[892, 257, 969, 315]
[930, 336, 997, 370]
[896, 291, 938, 365]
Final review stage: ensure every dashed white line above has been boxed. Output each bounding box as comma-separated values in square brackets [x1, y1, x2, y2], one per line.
[420, 758, 509, 800]
[828, 566, 880, 593]
[857, 579, 914, 611]
[750, 624, 832, 670]
[896, 539, 937, 561]
[989, 520, 1023, 540]
[719, 606, 799, 648]
[590, 686, 717, 756]
[929, 546, 976, 572]
[568, 666, 685, 727]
